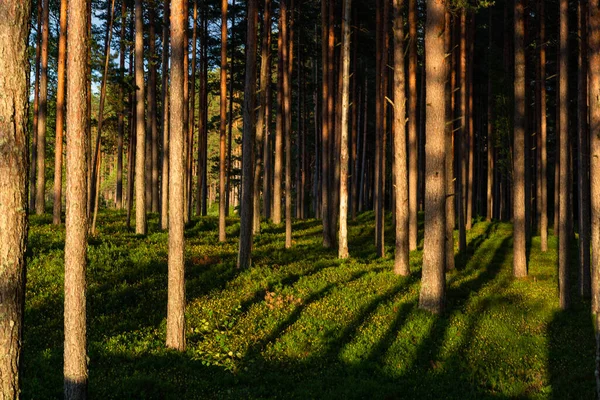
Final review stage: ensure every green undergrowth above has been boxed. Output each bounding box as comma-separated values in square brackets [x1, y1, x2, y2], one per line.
[23, 211, 594, 399]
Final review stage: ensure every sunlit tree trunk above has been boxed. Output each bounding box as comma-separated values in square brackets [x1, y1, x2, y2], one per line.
[539, 0, 548, 251]
[150, 1, 159, 214]
[445, 9, 455, 272]
[273, 4, 284, 225]
[393, 0, 408, 274]
[320, 0, 332, 246]
[135, 0, 147, 234]
[419, 0, 447, 314]
[0, 1, 30, 396]
[53, 0, 68, 225]
[117, 0, 127, 210]
[284, 0, 294, 249]
[338, 0, 352, 259]
[64, 0, 90, 396]
[513, 0, 527, 278]
[30, 0, 41, 211]
[167, 0, 186, 352]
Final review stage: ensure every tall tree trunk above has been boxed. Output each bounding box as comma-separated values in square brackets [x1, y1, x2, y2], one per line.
[30, 0, 42, 211]
[0, 1, 30, 396]
[238, 0, 259, 268]
[320, 0, 332, 246]
[419, 0, 447, 314]
[578, 0, 591, 298]
[457, 10, 467, 251]
[254, 0, 272, 232]
[558, 0, 570, 309]
[150, 1, 159, 214]
[273, 6, 284, 225]
[182, 0, 189, 222]
[486, 10, 493, 222]
[117, 0, 127, 210]
[161, 0, 170, 230]
[219, 0, 228, 241]
[284, 0, 294, 249]
[36, 0, 50, 215]
[539, 0, 548, 250]
[226, 0, 236, 217]
[338, 0, 352, 259]
[445, 9, 455, 272]
[91, 0, 117, 235]
[53, 0, 68, 225]
[466, 15, 474, 229]
[408, 0, 418, 251]
[590, 0, 600, 318]
[135, 0, 147, 234]
[167, 0, 186, 351]
[64, 0, 90, 396]
[126, 28, 136, 229]
[186, 0, 198, 220]
[513, 0, 527, 278]
[393, 0, 408, 274]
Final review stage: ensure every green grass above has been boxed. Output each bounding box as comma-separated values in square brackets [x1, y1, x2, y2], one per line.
[23, 211, 595, 399]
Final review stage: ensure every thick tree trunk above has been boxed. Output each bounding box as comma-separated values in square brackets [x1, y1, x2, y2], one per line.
[35, 0, 50, 215]
[393, 0, 408, 274]
[419, 0, 447, 314]
[408, 0, 418, 251]
[592, 0, 600, 315]
[167, 0, 186, 352]
[338, 0, 351, 259]
[161, 0, 170, 230]
[513, 0, 527, 278]
[578, 0, 591, 298]
[64, 0, 90, 396]
[219, 0, 228, 241]
[238, 0, 258, 268]
[558, 0, 569, 309]
[0, 2, 30, 396]
[53, 0, 68, 225]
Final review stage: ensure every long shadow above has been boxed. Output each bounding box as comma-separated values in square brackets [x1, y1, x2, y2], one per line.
[547, 238, 595, 399]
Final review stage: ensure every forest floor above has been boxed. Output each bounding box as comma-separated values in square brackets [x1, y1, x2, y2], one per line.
[24, 210, 594, 399]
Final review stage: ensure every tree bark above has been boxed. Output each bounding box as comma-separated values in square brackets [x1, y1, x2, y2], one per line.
[393, 0, 408, 274]
[64, 0, 90, 396]
[590, 0, 600, 315]
[408, 0, 418, 251]
[338, 0, 352, 259]
[445, 9, 455, 272]
[284, 0, 294, 249]
[320, 0, 332, 246]
[167, 0, 186, 351]
[557, 0, 569, 309]
[53, 0, 68, 225]
[238, 0, 258, 268]
[0, 1, 30, 396]
[273, 5, 284, 225]
[30, 0, 42, 211]
[486, 10, 493, 222]
[161, 0, 170, 230]
[254, 0, 272, 232]
[225, 0, 236, 217]
[539, 0, 548, 251]
[135, 0, 147, 234]
[419, 0, 447, 314]
[35, 0, 50, 215]
[578, 0, 591, 298]
[513, 0, 527, 278]
[116, 0, 127, 210]
[457, 10, 467, 251]
[219, 0, 228, 241]
[150, 1, 159, 214]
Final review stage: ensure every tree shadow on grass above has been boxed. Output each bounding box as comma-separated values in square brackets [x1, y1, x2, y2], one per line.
[547, 239, 595, 399]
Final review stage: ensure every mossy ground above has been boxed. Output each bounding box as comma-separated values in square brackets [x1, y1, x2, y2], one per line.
[23, 211, 594, 399]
